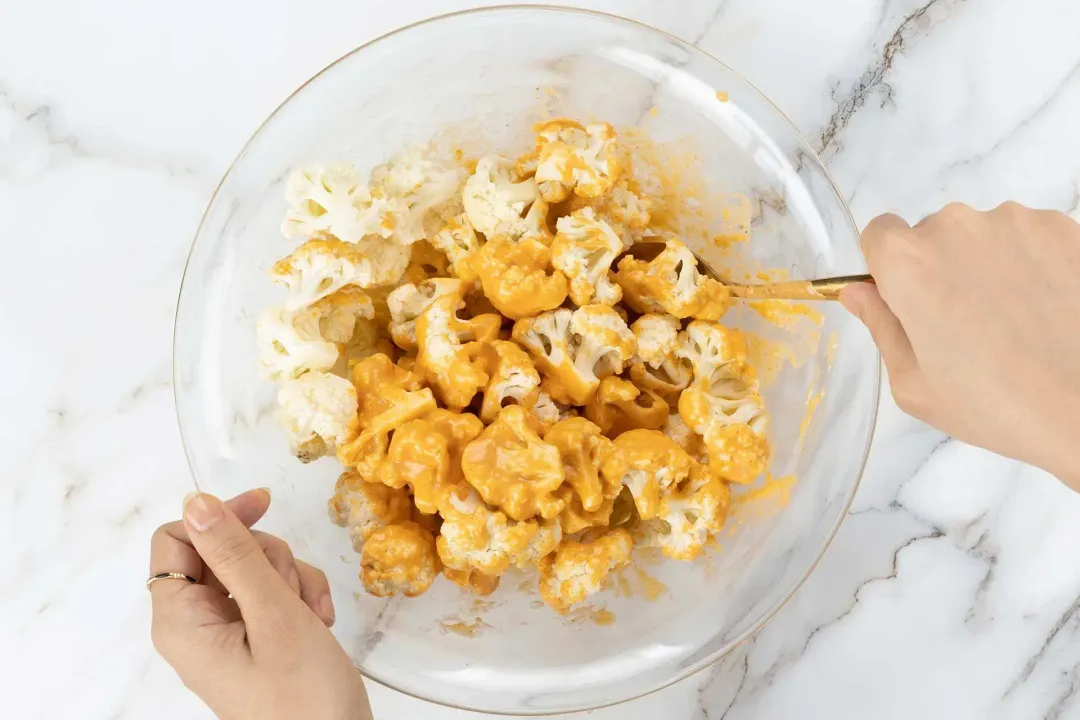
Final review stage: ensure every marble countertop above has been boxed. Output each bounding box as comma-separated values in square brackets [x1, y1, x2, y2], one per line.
[4, 0, 1080, 718]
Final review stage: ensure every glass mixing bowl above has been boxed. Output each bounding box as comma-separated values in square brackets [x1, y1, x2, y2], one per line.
[174, 6, 878, 714]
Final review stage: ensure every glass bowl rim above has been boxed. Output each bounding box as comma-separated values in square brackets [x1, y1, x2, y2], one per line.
[172, 4, 881, 714]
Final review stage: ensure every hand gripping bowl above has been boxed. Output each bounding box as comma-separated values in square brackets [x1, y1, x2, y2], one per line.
[174, 6, 879, 715]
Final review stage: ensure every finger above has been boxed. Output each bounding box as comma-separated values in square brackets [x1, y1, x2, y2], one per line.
[252, 531, 302, 596]
[839, 282, 917, 381]
[225, 488, 272, 527]
[149, 489, 272, 602]
[859, 213, 912, 273]
[295, 560, 336, 627]
[182, 493, 294, 619]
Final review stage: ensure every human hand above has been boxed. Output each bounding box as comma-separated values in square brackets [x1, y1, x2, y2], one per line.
[149, 489, 373, 720]
[841, 202, 1080, 490]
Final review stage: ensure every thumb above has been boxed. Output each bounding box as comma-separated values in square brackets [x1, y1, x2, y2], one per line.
[183, 492, 294, 618]
[839, 282, 917, 381]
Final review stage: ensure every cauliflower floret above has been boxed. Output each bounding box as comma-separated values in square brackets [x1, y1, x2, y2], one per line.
[602, 182, 652, 248]
[275, 371, 359, 462]
[369, 145, 466, 245]
[612, 429, 696, 520]
[337, 354, 437, 480]
[281, 164, 402, 243]
[380, 409, 484, 514]
[460, 406, 567, 521]
[480, 341, 541, 424]
[662, 413, 707, 463]
[386, 278, 462, 351]
[544, 417, 625, 513]
[631, 313, 680, 367]
[463, 155, 549, 242]
[628, 359, 692, 401]
[339, 317, 395, 371]
[616, 236, 730, 320]
[517, 119, 622, 203]
[443, 567, 501, 596]
[473, 235, 568, 320]
[653, 466, 731, 560]
[407, 239, 452, 280]
[512, 305, 636, 406]
[328, 469, 412, 550]
[675, 320, 750, 389]
[528, 389, 578, 429]
[678, 376, 769, 485]
[538, 528, 633, 613]
[550, 207, 624, 306]
[436, 485, 558, 576]
[431, 214, 482, 281]
[360, 521, 440, 597]
[257, 307, 338, 381]
[415, 284, 503, 409]
[271, 237, 409, 310]
[258, 286, 376, 381]
[584, 376, 670, 437]
[379, 417, 450, 510]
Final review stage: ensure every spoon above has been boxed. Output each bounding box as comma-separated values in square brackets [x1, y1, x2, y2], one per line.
[622, 242, 873, 301]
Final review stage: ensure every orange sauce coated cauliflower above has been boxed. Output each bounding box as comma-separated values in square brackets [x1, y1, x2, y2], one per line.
[544, 417, 625, 512]
[612, 429, 696, 520]
[616, 236, 731, 320]
[584, 376, 670, 437]
[360, 521, 440, 597]
[460, 406, 567, 521]
[337, 354, 436, 481]
[473, 235, 568, 320]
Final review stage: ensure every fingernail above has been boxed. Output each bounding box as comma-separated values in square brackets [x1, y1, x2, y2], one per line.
[258, 487, 272, 497]
[183, 492, 224, 532]
[319, 594, 336, 625]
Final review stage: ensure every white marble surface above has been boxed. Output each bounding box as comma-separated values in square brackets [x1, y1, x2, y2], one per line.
[3, 0, 1080, 718]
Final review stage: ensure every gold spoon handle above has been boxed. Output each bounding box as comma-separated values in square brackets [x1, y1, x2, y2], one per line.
[729, 274, 874, 301]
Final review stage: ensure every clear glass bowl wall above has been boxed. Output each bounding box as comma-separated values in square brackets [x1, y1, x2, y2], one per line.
[174, 7, 878, 715]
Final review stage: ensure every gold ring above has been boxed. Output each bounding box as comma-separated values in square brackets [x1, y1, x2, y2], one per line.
[146, 572, 198, 590]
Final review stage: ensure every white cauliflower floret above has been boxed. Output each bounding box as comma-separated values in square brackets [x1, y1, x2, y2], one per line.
[675, 320, 748, 389]
[631, 313, 680, 367]
[275, 371, 358, 462]
[257, 307, 338, 381]
[616, 236, 730, 320]
[551, 207, 624, 306]
[512, 305, 636, 405]
[370, 145, 465, 245]
[430, 214, 481, 280]
[270, 237, 409, 310]
[538, 528, 633, 613]
[521, 119, 622, 203]
[462, 155, 547, 241]
[281, 164, 403, 243]
[257, 286, 374, 381]
[436, 487, 557, 576]
[480, 341, 541, 424]
[386, 278, 462, 350]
